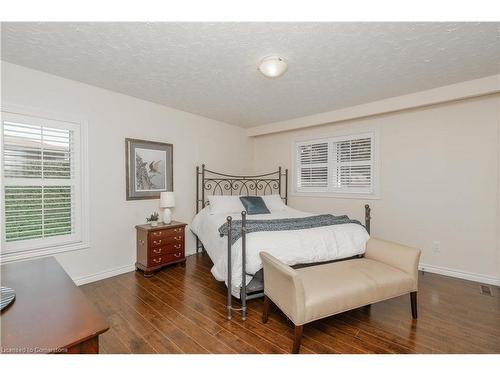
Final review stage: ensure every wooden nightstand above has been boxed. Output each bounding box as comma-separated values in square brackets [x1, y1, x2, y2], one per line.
[135, 221, 187, 277]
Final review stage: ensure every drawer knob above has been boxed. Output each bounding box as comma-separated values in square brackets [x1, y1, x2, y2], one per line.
[153, 257, 162, 263]
[174, 236, 182, 241]
[174, 228, 182, 232]
[174, 252, 181, 258]
[153, 231, 162, 236]
[153, 249, 162, 254]
[153, 240, 162, 245]
[174, 244, 182, 249]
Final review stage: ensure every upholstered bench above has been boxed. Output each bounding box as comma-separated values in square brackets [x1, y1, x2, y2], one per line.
[260, 238, 421, 353]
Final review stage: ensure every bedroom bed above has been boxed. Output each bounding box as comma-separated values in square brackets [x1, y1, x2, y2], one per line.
[192, 164, 372, 320]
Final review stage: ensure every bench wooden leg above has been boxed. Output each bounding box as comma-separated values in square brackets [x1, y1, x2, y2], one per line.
[262, 295, 271, 324]
[410, 291, 418, 319]
[292, 325, 303, 354]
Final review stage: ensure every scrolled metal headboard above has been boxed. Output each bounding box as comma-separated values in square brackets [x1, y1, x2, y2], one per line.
[196, 164, 288, 214]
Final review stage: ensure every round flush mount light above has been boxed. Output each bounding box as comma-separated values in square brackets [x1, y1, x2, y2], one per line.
[258, 56, 288, 78]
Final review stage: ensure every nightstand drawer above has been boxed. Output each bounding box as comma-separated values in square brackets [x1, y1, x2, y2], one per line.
[149, 227, 184, 240]
[149, 234, 184, 248]
[149, 243, 184, 257]
[149, 251, 184, 267]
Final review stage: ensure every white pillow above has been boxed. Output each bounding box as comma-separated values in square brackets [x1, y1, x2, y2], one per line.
[207, 195, 245, 215]
[262, 194, 287, 211]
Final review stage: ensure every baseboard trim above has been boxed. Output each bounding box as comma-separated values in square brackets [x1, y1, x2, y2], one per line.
[74, 250, 198, 286]
[72, 260, 499, 287]
[419, 263, 500, 287]
[185, 248, 197, 256]
[73, 264, 136, 286]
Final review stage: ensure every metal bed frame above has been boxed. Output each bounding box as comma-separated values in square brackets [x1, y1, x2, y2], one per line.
[195, 164, 371, 321]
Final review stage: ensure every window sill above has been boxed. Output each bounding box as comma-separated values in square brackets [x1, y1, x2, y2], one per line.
[0, 240, 90, 264]
[291, 191, 381, 200]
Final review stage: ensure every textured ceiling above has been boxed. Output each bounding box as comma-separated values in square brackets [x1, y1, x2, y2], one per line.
[1, 22, 499, 127]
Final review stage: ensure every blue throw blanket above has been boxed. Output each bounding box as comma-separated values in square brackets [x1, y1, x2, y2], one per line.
[219, 214, 364, 245]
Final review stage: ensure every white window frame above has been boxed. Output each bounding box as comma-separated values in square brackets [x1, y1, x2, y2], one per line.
[1, 104, 89, 263]
[292, 129, 380, 199]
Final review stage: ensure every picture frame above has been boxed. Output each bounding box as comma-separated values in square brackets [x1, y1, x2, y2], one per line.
[125, 138, 173, 200]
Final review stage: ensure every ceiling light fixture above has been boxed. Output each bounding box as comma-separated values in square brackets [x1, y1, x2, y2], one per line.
[258, 56, 288, 78]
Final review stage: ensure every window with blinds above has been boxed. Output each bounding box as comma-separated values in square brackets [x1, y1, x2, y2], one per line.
[295, 133, 375, 195]
[297, 142, 329, 188]
[2, 112, 84, 255]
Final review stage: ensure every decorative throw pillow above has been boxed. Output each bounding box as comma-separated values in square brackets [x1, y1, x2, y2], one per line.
[262, 194, 287, 211]
[239, 196, 271, 215]
[208, 195, 245, 215]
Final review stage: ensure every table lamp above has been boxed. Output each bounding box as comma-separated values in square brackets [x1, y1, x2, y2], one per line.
[160, 192, 175, 224]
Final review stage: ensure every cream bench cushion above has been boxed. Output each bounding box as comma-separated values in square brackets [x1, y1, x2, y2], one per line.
[260, 237, 421, 326]
[298, 258, 414, 324]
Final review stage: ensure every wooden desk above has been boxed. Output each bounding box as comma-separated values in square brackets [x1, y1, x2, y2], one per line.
[1, 257, 109, 354]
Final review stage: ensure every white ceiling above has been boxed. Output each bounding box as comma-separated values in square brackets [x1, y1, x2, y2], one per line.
[1, 22, 499, 128]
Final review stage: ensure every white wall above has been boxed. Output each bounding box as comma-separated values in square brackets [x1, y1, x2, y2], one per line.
[253, 95, 500, 285]
[1, 62, 253, 284]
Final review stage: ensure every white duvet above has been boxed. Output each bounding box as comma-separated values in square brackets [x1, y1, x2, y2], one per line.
[190, 206, 370, 297]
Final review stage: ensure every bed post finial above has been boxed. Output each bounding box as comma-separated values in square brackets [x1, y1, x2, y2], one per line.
[364, 204, 371, 235]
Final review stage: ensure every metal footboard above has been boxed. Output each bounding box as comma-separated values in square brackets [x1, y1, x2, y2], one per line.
[226, 211, 249, 321]
[226, 210, 265, 320]
[225, 204, 372, 321]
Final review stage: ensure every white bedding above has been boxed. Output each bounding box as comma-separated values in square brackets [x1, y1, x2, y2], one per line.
[190, 206, 370, 297]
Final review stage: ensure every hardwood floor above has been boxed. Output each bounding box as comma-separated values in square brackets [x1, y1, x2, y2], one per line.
[80, 252, 500, 354]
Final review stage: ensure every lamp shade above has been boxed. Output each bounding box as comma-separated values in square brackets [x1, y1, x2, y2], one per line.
[160, 192, 175, 208]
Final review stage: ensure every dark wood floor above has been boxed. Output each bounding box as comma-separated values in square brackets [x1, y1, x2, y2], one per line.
[80, 252, 500, 354]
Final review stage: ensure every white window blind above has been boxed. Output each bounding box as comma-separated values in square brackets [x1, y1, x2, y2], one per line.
[295, 133, 375, 195]
[296, 142, 329, 189]
[2, 112, 84, 255]
[333, 137, 372, 190]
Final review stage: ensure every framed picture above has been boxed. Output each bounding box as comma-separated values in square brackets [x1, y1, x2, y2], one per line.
[125, 138, 173, 200]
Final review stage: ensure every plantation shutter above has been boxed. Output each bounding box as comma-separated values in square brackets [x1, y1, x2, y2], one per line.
[333, 137, 372, 191]
[2, 112, 81, 251]
[296, 141, 329, 190]
[294, 133, 375, 195]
